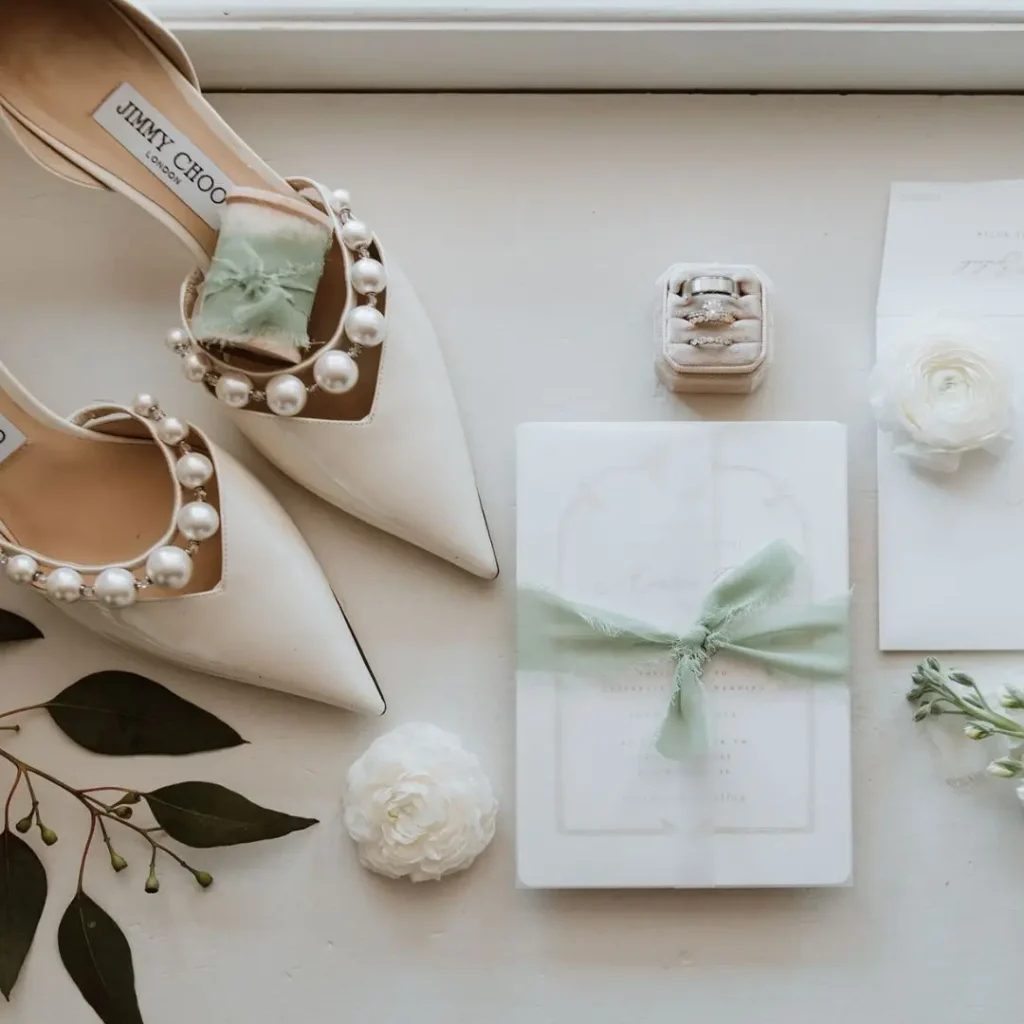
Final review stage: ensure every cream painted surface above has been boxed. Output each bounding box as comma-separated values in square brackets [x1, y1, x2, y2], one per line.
[0, 93, 1021, 1022]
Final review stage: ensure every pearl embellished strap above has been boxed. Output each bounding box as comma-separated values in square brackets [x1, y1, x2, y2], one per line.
[1, 396, 220, 608]
[172, 179, 387, 418]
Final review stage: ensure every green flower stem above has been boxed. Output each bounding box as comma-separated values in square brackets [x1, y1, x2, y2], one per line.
[0, 745, 207, 888]
[910, 662, 1024, 741]
[937, 688, 1024, 738]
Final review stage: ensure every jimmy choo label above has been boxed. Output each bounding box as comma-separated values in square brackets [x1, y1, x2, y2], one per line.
[0, 415, 27, 467]
[93, 83, 235, 229]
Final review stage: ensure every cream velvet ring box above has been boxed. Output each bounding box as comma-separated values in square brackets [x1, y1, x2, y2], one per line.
[656, 264, 773, 395]
[515, 422, 852, 889]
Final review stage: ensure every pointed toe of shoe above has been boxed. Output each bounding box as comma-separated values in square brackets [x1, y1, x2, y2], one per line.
[457, 514, 499, 580]
[258, 591, 385, 714]
[235, 258, 498, 578]
[60, 443, 385, 715]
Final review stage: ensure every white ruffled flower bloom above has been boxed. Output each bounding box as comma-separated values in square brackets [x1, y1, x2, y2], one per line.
[870, 326, 1013, 472]
[343, 723, 497, 883]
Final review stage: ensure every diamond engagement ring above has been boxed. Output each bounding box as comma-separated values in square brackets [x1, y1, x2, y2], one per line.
[681, 275, 740, 326]
[684, 300, 736, 326]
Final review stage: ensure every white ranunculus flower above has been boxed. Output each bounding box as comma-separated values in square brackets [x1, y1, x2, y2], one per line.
[870, 327, 1013, 472]
[343, 723, 497, 883]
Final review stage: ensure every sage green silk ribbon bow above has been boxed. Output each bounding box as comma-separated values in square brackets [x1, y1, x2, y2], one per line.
[517, 541, 849, 761]
[194, 237, 324, 348]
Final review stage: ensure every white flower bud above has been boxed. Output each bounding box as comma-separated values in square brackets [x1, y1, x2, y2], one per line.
[986, 757, 1024, 778]
[964, 721, 994, 740]
[999, 685, 1024, 709]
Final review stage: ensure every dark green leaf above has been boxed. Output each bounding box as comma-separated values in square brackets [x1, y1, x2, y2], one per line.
[0, 611, 42, 645]
[58, 891, 142, 1024]
[46, 671, 246, 756]
[0, 829, 46, 1000]
[144, 782, 317, 848]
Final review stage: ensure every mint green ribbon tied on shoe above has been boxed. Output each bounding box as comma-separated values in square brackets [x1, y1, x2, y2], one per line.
[517, 540, 850, 760]
[194, 238, 323, 358]
[191, 190, 332, 362]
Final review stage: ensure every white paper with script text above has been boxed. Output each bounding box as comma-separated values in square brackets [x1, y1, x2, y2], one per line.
[877, 181, 1024, 650]
[516, 422, 851, 888]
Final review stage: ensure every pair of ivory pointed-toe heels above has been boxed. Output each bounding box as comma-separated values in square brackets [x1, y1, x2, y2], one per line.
[0, 0, 497, 715]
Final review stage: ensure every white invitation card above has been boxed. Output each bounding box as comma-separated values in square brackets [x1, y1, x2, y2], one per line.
[877, 181, 1024, 650]
[516, 422, 852, 888]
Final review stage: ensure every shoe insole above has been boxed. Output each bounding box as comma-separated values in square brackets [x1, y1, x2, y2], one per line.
[0, 0, 380, 422]
[0, 0, 289, 256]
[0, 391, 221, 598]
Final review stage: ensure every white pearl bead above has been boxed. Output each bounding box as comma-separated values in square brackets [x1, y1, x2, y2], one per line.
[313, 351, 359, 394]
[45, 567, 83, 603]
[165, 327, 190, 352]
[265, 374, 308, 417]
[5, 554, 38, 585]
[350, 258, 387, 296]
[177, 501, 220, 542]
[94, 567, 138, 608]
[156, 416, 189, 446]
[331, 188, 352, 212]
[132, 393, 159, 419]
[343, 305, 387, 348]
[175, 452, 214, 489]
[215, 371, 253, 408]
[146, 547, 193, 590]
[341, 219, 373, 251]
[182, 351, 212, 384]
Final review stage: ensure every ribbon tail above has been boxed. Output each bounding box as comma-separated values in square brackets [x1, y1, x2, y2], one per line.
[655, 656, 708, 761]
[724, 593, 851, 681]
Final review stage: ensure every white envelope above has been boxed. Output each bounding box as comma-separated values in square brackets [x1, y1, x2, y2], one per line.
[516, 422, 852, 889]
[877, 181, 1024, 651]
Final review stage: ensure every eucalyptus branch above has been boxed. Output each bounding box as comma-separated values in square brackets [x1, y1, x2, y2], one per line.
[0, 745, 212, 890]
[908, 657, 1024, 778]
[0, 627, 317, 1021]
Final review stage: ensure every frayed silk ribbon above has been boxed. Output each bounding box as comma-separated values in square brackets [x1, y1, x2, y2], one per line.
[200, 239, 319, 336]
[517, 541, 850, 760]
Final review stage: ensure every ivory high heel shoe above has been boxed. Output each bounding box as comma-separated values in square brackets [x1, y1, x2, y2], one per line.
[0, 361, 385, 714]
[0, 0, 498, 580]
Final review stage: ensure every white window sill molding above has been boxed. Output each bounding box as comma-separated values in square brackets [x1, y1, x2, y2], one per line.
[152, 2, 1024, 92]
